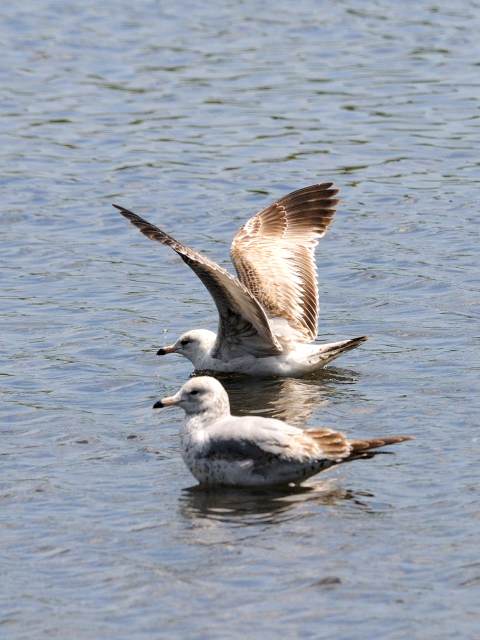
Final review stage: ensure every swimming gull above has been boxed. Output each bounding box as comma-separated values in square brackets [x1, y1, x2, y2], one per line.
[114, 183, 368, 377]
[153, 376, 414, 487]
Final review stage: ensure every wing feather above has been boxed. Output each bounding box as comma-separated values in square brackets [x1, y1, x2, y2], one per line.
[114, 205, 282, 360]
[231, 183, 339, 343]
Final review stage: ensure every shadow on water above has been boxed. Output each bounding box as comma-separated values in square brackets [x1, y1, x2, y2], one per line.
[179, 482, 379, 526]
[193, 366, 363, 426]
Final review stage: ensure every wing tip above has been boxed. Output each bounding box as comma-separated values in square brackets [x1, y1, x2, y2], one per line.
[351, 434, 415, 452]
[112, 203, 134, 219]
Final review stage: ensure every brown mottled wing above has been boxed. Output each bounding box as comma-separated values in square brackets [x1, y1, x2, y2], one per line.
[114, 205, 282, 360]
[230, 183, 340, 344]
[289, 428, 352, 461]
[289, 429, 414, 462]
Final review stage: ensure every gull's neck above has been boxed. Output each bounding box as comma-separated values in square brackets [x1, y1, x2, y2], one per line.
[186, 334, 218, 369]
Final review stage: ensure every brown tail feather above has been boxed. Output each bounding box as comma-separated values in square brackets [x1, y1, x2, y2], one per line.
[350, 436, 414, 452]
[345, 435, 414, 462]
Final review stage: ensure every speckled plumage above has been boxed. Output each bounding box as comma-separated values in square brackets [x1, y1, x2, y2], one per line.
[115, 183, 368, 377]
[154, 377, 414, 487]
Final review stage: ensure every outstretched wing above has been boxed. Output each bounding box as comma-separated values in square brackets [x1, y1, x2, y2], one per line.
[230, 183, 340, 344]
[114, 205, 282, 360]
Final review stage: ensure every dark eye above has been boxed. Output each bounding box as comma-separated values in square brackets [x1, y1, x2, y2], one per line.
[189, 389, 199, 395]
[180, 339, 191, 346]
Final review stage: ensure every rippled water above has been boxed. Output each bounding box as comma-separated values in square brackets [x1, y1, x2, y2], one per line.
[1, 0, 479, 638]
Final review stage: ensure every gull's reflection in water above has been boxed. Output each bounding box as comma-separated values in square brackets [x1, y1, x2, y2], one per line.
[179, 482, 378, 527]
[207, 366, 362, 427]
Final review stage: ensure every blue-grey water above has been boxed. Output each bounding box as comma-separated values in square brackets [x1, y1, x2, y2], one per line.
[1, 1, 479, 638]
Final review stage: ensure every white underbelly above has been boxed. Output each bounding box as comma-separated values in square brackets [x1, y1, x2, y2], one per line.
[198, 346, 325, 377]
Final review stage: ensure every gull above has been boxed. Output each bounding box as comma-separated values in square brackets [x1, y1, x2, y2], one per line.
[114, 183, 367, 377]
[153, 376, 414, 487]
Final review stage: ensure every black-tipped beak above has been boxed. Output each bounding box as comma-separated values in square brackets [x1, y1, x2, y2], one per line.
[153, 395, 178, 408]
[157, 344, 174, 356]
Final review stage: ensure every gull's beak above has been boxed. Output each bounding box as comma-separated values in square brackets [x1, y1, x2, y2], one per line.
[157, 344, 175, 356]
[153, 394, 179, 409]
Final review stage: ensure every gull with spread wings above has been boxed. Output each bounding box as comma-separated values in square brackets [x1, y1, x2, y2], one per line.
[114, 183, 367, 377]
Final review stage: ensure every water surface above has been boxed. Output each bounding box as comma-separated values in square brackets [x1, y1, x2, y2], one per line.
[1, 1, 479, 638]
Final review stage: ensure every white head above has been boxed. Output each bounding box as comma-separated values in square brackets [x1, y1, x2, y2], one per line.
[157, 330, 216, 367]
[154, 376, 231, 419]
